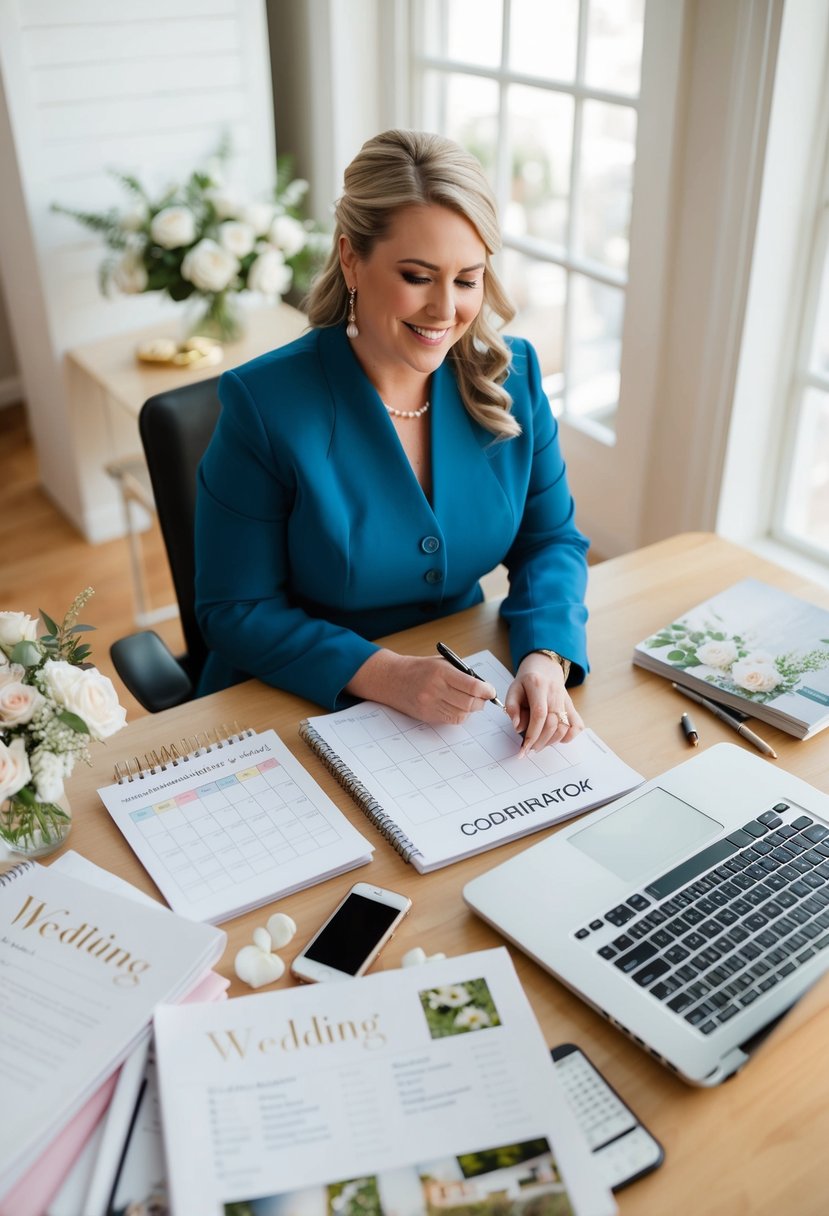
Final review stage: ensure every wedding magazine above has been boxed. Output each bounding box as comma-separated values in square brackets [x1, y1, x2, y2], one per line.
[0, 861, 225, 1202]
[300, 651, 643, 872]
[633, 578, 829, 739]
[153, 947, 616, 1216]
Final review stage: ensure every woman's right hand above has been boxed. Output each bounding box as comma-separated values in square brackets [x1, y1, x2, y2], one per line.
[345, 650, 496, 724]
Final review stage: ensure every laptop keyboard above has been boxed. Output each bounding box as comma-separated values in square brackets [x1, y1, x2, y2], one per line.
[574, 802, 829, 1036]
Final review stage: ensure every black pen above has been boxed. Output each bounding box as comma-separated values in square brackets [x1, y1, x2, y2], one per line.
[680, 712, 699, 747]
[672, 683, 778, 759]
[436, 642, 506, 709]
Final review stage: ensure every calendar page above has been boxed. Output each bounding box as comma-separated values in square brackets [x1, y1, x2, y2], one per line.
[302, 652, 643, 872]
[97, 729, 372, 923]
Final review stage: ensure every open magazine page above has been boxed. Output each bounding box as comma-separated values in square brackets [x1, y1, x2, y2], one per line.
[154, 948, 615, 1216]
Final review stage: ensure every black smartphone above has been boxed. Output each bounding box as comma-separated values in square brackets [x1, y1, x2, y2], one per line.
[551, 1043, 664, 1191]
[290, 882, 412, 982]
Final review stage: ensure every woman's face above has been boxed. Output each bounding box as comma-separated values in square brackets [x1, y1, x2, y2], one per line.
[340, 203, 487, 385]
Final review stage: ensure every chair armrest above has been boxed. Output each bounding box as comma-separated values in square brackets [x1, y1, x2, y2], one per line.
[110, 630, 194, 713]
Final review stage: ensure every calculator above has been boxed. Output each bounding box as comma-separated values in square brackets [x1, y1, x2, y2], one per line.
[551, 1043, 664, 1190]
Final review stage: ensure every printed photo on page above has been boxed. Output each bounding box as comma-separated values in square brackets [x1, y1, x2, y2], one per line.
[153, 948, 615, 1216]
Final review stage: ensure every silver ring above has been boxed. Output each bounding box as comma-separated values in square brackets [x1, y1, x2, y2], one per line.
[557, 710, 570, 727]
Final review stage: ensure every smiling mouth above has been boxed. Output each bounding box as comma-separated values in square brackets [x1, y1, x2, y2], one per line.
[404, 323, 449, 342]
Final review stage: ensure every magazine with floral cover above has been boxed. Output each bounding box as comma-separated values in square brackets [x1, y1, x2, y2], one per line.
[153, 948, 615, 1216]
[633, 578, 829, 739]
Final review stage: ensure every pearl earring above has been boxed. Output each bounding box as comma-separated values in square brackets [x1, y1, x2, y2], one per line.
[346, 286, 359, 339]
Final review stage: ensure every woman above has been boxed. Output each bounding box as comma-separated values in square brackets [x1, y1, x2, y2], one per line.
[195, 129, 590, 754]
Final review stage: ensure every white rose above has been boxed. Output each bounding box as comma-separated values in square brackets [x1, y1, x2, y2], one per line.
[695, 639, 738, 669]
[247, 247, 292, 297]
[150, 206, 197, 250]
[121, 201, 149, 231]
[0, 737, 31, 801]
[0, 681, 43, 727]
[219, 220, 256, 259]
[269, 214, 306, 258]
[0, 612, 38, 649]
[0, 661, 25, 689]
[208, 187, 244, 220]
[112, 250, 148, 294]
[41, 660, 127, 741]
[242, 201, 276, 236]
[731, 657, 781, 694]
[181, 239, 239, 293]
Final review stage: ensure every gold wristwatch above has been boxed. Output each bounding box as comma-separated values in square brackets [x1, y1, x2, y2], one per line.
[529, 649, 571, 683]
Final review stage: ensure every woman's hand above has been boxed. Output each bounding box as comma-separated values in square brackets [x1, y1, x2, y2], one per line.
[505, 651, 584, 755]
[346, 651, 497, 724]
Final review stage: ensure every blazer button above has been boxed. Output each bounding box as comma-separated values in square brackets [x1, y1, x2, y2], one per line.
[424, 569, 443, 585]
[420, 535, 440, 554]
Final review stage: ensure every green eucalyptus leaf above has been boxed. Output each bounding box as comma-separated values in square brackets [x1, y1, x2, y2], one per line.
[9, 640, 42, 667]
[69, 624, 96, 634]
[40, 610, 59, 636]
[58, 709, 90, 734]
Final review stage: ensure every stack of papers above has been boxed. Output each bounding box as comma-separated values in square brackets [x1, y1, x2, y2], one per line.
[0, 855, 225, 1210]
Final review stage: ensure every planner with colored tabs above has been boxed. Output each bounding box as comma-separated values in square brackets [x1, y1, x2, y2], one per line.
[97, 726, 372, 923]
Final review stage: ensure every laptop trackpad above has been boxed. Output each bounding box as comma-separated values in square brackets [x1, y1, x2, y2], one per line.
[569, 787, 722, 883]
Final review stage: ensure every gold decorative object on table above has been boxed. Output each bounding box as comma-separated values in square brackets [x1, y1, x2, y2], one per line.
[136, 335, 224, 369]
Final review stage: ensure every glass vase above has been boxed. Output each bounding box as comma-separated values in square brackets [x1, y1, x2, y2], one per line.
[0, 789, 72, 858]
[187, 291, 244, 343]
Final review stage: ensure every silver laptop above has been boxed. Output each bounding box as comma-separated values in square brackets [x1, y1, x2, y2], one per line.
[464, 743, 829, 1085]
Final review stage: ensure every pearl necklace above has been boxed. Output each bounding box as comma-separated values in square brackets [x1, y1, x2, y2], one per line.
[383, 399, 430, 419]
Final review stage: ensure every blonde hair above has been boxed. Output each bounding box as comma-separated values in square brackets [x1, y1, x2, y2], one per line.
[305, 129, 520, 439]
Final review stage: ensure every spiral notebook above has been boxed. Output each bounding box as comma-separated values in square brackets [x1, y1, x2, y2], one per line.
[97, 726, 372, 924]
[299, 650, 643, 873]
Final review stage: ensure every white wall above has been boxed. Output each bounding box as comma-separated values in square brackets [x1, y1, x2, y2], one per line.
[0, 0, 276, 540]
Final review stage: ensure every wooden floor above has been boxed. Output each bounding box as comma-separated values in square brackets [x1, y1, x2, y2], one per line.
[0, 403, 183, 723]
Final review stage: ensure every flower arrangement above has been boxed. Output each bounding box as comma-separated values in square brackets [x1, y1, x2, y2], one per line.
[419, 977, 502, 1038]
[53, 144, 328, 342]
[0, 590, 126, 855]
[643, 616, 829, 703]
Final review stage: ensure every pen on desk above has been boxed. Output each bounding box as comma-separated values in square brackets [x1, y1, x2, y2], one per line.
[672, 683, 778, 759]
[436, 641, 506, 709]
[680, 712, 698, 747]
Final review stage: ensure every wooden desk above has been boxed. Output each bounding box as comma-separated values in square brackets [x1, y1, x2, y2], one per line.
[64, 302, 308, 543]
[64, 533, 829, 1214]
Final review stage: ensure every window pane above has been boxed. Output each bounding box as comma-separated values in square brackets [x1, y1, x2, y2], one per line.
[501, 249, 566, 381]
[584, 0, 645, 96]
[419, 70, 499, 184]
[421, 0, 503, 67]
[576, 99, 636, 271]
[509, 0, 578, 82]
[781, 387, 829, 556]
[568, 275, 624, 433]
[809, 241, 829, 376]
[506, 85, 573, 249]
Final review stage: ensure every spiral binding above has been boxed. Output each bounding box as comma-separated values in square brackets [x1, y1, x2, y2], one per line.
[298, 720, 420, 865]
[112, 723, 254, 783]
[0, 859, 36, 887]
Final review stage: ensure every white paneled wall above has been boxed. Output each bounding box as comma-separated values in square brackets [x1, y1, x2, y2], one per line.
[0, 0, 276, 539]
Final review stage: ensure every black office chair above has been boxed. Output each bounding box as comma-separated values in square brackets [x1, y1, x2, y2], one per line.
[110, 377, 221, 712]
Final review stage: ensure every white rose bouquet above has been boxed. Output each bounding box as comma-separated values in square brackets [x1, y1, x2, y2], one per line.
[0, 589, 126, 856]
[53, 144, 328, 342]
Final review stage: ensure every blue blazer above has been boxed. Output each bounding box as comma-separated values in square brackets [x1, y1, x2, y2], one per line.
[195, 323, 589, 708]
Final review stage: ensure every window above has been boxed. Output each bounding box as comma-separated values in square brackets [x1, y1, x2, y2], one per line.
[410, 0, 645, 438]
[774, 141, 829, 564]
